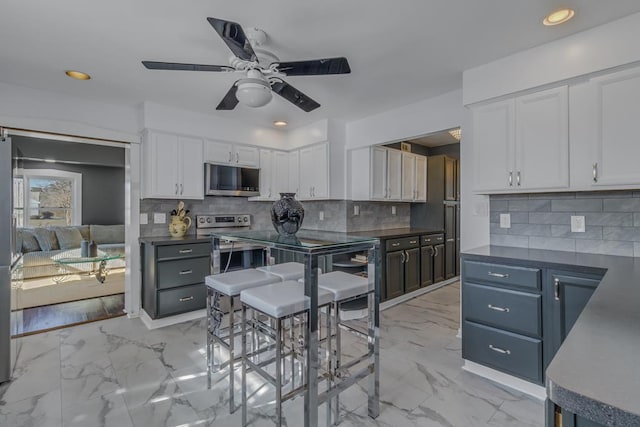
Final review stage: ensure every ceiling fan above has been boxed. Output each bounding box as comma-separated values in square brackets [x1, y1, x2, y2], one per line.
[142, 17, 351, 112]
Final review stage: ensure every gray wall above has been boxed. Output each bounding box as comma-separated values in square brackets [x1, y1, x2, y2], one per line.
[490, 191, 640, 257]
[13, 135, 125, 167]
[139, 198, 411, 237]
[23, 161, 125, 225]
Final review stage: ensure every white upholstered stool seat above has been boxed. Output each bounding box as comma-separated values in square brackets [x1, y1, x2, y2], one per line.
[205, 269, 280, 297]
[240, 281, 333, 319]
[257, 262, 306, 281]
[299, 271, 371, 301]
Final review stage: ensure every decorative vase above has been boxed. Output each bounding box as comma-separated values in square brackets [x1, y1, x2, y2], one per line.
[169, 215, 192, 238]
[271, 193, 304, 236]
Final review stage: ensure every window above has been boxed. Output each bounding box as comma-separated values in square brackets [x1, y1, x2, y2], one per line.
[14, 169, 82, 227]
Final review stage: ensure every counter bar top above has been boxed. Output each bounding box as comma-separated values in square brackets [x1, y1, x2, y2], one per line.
[350, 227, 444, 239]
[463, 245, 640, 426]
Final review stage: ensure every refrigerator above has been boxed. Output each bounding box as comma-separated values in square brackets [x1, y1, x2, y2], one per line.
[0, 132, 23, 384]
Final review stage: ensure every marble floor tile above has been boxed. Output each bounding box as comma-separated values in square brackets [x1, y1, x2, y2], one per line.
[0, 389, 62, 427]
[62, 391, 133, 427]
[60, 356, 121, 406]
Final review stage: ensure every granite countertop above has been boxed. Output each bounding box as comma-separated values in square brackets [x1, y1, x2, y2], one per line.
[463, 245, 640, 425]
[350, 227, 444, 239]
[138, 235, 211, 245]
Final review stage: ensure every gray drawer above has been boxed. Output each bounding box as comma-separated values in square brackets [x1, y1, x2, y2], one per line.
[463, 320, 542, 384]
[463, 282, 541, 337]
[157, 256, 210, 289]
[157, 242, 211, 260]
[157, 283, 206, 317]
[421, 234, 444, 245]
[463, 260, 541, 290]
[386, 236, 419, 252]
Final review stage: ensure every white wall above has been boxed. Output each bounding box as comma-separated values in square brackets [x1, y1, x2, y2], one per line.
[463, 12, 640, 106]
[0, 82, 140, 142]
[346, 89, 464, 149]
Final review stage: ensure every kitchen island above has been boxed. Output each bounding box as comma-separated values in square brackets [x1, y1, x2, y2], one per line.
[462, 246, 640, 426]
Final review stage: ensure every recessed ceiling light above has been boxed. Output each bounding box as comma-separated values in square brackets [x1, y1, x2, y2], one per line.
[273, 120, 288, 127]
[65, 70, 91, 80]
[448, 128, 461, 141]
[543, 8, 575, 26]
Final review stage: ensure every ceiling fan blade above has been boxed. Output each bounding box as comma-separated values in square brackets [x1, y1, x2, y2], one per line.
[142, 61, 234, 72]
[271, 80, 320, 112]
[273, 57, 351, 76]
[216, 83, 239, 110]
[207, 17, 257, 62]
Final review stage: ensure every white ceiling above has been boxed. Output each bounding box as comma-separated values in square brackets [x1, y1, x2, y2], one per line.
[2, 1, 640, 130]
[409, 129, 460, 148]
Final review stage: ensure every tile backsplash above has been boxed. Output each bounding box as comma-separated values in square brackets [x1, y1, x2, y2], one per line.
[490, 191, 640, 257]
[139, 198, 410, 236]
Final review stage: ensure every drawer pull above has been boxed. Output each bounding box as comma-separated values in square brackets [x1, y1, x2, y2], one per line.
[489, 344, 511, 355]
[487, 271, 509, 279]
[487, 304, 510, 313]
[391, 243, 401, 247]
[554, 277, 560, 301]
[409, 240, 417, 244]
[179, 296, 194, 302]
[179, 270, 193, 275]
[179, 249, 193, 254]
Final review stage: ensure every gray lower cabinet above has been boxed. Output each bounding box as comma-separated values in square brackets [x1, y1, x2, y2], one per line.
[420, 234, 445, 287]
[462, 256, 604, 387]
[385, 250, 404, 300]
[142, 241, 211, 319]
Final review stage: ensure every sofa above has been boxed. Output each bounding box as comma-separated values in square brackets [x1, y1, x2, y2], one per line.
[17, 225, 125, 280]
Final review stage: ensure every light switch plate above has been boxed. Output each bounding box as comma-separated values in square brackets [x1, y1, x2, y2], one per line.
[500, 213, 511, 228]
[153, 212, 166, 224]
[319, 211, 324, 221]
[353, 205, 360, 216]
[139, 213, 148, 225]
[391, 206, 397, 215]
[571, 215, 586, 233]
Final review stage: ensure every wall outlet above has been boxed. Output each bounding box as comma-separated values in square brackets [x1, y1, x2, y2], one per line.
[571, 215, 586, 233]
[319, 211, 324, 221]
[353, 205, 360, 216]
[500, 213, 511, 228]
[391, 206, 397, 215]
[153, 212, 166, 224]
[139, 213, 148, 225]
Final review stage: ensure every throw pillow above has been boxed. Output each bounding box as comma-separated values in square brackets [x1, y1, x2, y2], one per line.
[33, 228, 60, 251]
[90, 225, 124, 244]
[77, 225, 90, 241]
[19, 229, 41, 253]
[54, 227, 83, 250]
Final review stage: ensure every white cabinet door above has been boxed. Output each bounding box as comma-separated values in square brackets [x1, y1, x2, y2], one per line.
[259, 149, 273, 199]
[299, 146, 315, 199]
[288, 151, 300, 195]
[179, 136, 204, 199]
[515, 86, 569, 190]
[472, 100, 514, 192]
[235, 145, 259, 167]
[387, 149, 403, 201]
[148, 132, 180, 198]
[204, 140, 233, 164]
[311, 143, 329, 198]
[401, 153, 416, 201]
[414, 155, 427, 202]
[590, 68, 640, 186]
[370, 147, 387, 200]
[273, 151, 289, 197]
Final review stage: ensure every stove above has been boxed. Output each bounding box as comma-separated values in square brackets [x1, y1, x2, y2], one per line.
[195, 214, 251, 235]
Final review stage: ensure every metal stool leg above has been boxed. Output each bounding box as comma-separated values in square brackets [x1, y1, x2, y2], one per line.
[229, 295, 236, 413]
[242, 304, 248, 427]
[275, 317, 282, 427]
[326, 303, 333, 426]
[333, 301, 341, 425]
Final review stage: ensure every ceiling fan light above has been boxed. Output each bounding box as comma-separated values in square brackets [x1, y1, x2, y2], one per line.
[236, 80, 272, 108]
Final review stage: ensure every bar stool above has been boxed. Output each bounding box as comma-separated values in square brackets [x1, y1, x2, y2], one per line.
[205, 269, 281, 413]
[240, 281, 333, 426]
[310, 271, 372, 425]
[257, 262, 306, 281]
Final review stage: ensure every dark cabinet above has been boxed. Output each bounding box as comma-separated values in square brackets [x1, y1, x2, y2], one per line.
[444, 203, 457, 279]
[433, 243, 445, 283]
[420, 234, 445, 287]
[404, 247, 420, 293]
[420, 246, 434, 287]
[385, 251, 404, 300]
[444, 156, 457, 201]
[142, 240, 211, 319]
[384, 236, 421, 299]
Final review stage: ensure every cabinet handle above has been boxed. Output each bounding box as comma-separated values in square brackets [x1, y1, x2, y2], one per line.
[179, 296, 194, 302]
[433, 246, 438, 257]
[175, 183, 178, 195]
[516, 171, 521, 187]
[554, 277, 560, 301]
[236, 152, 239, 163]
[391, 242, 401, 247]
[178, 249, 193, 254]
[400, 251, 406, 263]
[405, 250, 410, 262]
[489, 344, 511, 355]
[592, 163, 598, 183]
[228, 151, 232, 163]
[180, 183, 183, 195]
[179, 270, 193, 275]
[508, 171, 513, 187]
[487, 271, 509, 278]
[429, 246, 435, 256]
[409, 240, 417, 244]
[487, 304, 510, 313]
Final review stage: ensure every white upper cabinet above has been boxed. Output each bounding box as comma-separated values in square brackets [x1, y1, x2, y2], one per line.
[387, 149, 403, 200]
[472, 86, 569, 193]
[143, 130, 204, 200]
[588, 68, 640, 187]
[401, 152, 427, 202]
[298, 143, 329, 200]
[288, 151, 300, 195]
[414, 155, 427, 201]
[259, 149, 273, 199]
[273, 151, 289, 197]
[204, 140, 259, 167]
[370, 147, 387, 200]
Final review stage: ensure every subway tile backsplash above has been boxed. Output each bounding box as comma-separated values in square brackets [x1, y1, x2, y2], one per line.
[490, 191, 640, 257]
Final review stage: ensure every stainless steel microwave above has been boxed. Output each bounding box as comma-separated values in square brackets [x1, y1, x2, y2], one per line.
[204, 163, 260, 197]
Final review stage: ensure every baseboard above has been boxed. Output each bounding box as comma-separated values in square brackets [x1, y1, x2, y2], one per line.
[462, 360, 546, 401]
[140, 308, 206, 330]
[380, 276, 459, 311]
